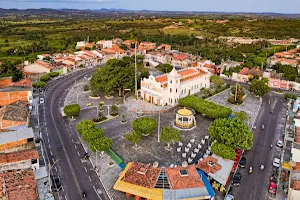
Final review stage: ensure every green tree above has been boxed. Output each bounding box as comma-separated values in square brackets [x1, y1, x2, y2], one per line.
[0, 62, 23, 82]
[40, 74, 51, 82]
[82, 128, 104, 142]
[89, 136, 112, 156]
[124, 130, 142, 148]
[110, 104, 118, 116]
[284, 93, 297, 100]
[76, 120, 95, 135]
[160, 126, 182, 149]
[234, 111, 249, 122]
[132, 117, 157, 136]
[199, 88, 211, 98]
[249, 79, 270, 97]
[156, 64, 173, 73]
[208, 118, 253, 151]
[211, 142, 236, 160]
[64, 104, 80, 118]
[119, 44, 128, 50]
[32, 81, 46, 88]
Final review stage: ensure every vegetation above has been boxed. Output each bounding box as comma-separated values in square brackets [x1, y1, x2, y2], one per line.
[284, 93, 297, 100]
[249, 79, 270, 97]
[89, 137, 112, 155]
[32, 81, 46, 88]
[83, 84, 89, 91]
[76, 120, 96, 135]
[156, 64, 173, 73]
[121, 114, 127, 123]
[211, 142, 236, 160]
[49, 71, 59, 77]
[0, 62, 23, 81]
[132, 117, 157, 136]
[110, 104, 119, 116]
[179, 95, 232, 119]
[228, 83, 245, 105]
[208, 118, 253, 159]
[234, 111, 249, 122]
[272, 63, 298, 81]
[124, 130, 142, 148]
[93, 112, 107, 123]
[40, 74, 51, 82]
[90, 57, 149, 95]
[160, 126, 182, 149]
[63, 104, 80, 118]
[210, 75, 225, 89]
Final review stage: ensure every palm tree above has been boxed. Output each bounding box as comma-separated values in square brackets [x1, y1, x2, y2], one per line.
[131, 29, 139, 99]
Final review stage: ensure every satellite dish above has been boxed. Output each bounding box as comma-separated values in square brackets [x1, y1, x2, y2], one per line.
[182, 161, 188, 167]
[153, 161, 159, 168]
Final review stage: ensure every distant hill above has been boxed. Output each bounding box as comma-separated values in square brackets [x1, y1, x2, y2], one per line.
[0, 8, 300, 19]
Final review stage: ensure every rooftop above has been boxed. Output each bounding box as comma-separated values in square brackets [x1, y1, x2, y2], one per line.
[239, 67, 249, 75]
[0, 148, 39, 164]
[0, 127, 34, 146]
[0, 101, 29, 122]
[291, 180, 300, 190]
[0, 77, 32, 89]
[173, 54, 189, 61]
[0, 169, 38, 200]
[295, 126, 300, 143]
[121, 162, 161, 188]
[177, 107, 194, 116]
[165, 165, 204, 189]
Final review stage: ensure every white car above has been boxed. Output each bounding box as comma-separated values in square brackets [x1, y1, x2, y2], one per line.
[39, 98, 45, 104]
[273, 158, 280, 168]
[277, 140, 283, 148]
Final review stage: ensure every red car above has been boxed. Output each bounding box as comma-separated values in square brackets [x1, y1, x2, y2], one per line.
[268, 181, 277, 194]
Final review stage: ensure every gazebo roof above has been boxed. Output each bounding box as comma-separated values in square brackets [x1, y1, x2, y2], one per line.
[177, 107, 193, 116]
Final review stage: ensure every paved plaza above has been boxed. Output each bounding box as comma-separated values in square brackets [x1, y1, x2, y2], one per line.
[207, 89, 261, 127]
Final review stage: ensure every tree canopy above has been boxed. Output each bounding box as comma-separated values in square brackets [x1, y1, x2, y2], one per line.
[76, 120, 96, 135]
[234, 111, 249, 122]
[179, 95, 232, 119]
[32, 81, 46, 88]
[124, 130, 142, 147]
[211, 142, 236, 160]
[249, 79, 270, 97]
[156, 64, 173, 73]
[90, 57, 149, 95]
[89, 137, 112, 153]
[208, 118, 253, 151]
[64, 104, 80, 117]
[0, 62, 23, 82]
[40, 74, 51, 82]
[132, 117, 157, 136]
[82, 128, 104, 142]
[160, 126, 182, 148]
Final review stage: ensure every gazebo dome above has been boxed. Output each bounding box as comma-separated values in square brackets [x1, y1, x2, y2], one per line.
[177, 107, 193, 116]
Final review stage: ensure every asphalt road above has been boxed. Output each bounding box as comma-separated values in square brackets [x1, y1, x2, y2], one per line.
[231, 91, 287, 200]
[38, 68, 110, 200]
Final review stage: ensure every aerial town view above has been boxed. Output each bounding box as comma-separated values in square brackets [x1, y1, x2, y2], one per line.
[1, 0, 300, 200]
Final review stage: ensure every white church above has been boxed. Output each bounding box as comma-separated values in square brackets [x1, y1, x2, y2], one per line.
[140, 67, 210, 107]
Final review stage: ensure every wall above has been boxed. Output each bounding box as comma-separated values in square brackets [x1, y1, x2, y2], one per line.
[0, 160, 32, 172]
[179, 74, 210, 99]
[0, 91, 31, 107]
[0, 119, 27, 130]
[24, 63, 50, 74]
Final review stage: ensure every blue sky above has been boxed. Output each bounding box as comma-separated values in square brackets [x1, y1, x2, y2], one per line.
[1, 0, 300, 13]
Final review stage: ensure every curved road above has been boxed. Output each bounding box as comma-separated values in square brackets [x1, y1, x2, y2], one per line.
[39, 68, 110, 200]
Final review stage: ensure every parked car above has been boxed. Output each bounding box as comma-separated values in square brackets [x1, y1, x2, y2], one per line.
[239, 157, 246, 168]
[277, 140, 283, 148]
[225, 194, 234, 200]
[273, 158, 280, 168]
[270, 168, 278, 182]
[268, 181, 277, 194]
[233, 173, 242, 186]
[39, 98, 44, 104]
[39, 89, 44, 95]
[51, 172, 62, 192]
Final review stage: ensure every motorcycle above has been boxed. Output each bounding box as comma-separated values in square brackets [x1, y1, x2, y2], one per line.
[260, 165, 264, 171]
[82, 192, 86, 198]
[249, 167, 253, 174]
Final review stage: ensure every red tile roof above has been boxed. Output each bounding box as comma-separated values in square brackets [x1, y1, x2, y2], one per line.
[0, 77, 32, 88]
[196, 156, 222, 174]
[165, 165, 204, 189]
[0, 169, 38, 200]
[293, 162, 300, 171]
[239, 67, 249, 75]
[35, 60, 53, 70]
[121, 162, 161, 188]
[291, 180, 300, 190]
[173, 54, 188, 61]
[0, 149, 39, 164]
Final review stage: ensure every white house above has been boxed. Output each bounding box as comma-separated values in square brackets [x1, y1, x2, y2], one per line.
[76, 41, 87, 49]
[140, 67, 210, 107]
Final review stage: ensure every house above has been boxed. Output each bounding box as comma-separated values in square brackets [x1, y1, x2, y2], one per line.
[171, 54, 190, 68]
[34, 167, 54, 200]
[138, 42, 156, 54]
[123, 40, 135, 48]
[0, 101, 29, 130]
[0, 169, 38, 200]
[271, 57, 298, 67]
[140, 67, 210, 107]
[0, 128, 35, 153]
[101, 47, 126, 61]
[112, 38, 123, 45]
[76, 41, 87, 49]
[157, 44, 171, 51]
[113, 162, 215, 200]
[248, 67, 263, 78]
[37, 54, 50, 60]
[96, 40, 112, 49]
[23, 60, 53, 74]
[0, 77, 32, 107]
[221, 61, 241, 71]
[0, 148, 39, 172]
[232, 67, 249, 82]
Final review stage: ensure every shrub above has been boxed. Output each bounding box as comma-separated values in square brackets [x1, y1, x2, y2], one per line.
[179, 95, 232, 119]
[284, 93, 297, 100]
[110, 104, 118, 116]
[84, 85, 90, 91]
[49, 72, 59, 77]
[32, 81, 46, 88]
[40, 74, 51, 82]
[132, 117, 157, 136]
[64, 104, 80, 118]
[211, 142, 236, 160]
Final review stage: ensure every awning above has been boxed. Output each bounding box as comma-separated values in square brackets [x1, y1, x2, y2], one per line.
[282, 162, 291, 170]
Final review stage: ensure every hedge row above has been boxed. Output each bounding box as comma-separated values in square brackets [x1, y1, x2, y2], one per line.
[178, 95, 232, 119]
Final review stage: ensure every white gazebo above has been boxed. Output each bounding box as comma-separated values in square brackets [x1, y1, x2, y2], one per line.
[175, 107, 196, 129]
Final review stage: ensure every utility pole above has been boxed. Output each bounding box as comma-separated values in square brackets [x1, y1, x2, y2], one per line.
[158, 110, 161, 142]
[135, 39, 138, 99]
[235, 83, 238, 102]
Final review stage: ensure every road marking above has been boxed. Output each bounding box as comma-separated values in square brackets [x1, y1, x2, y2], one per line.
[93, 186, 103, 200]
[48, 138, 50, 143]
[84, 167, 87, 172]
[45, 127, 47, 131]
[52, 158, 55, 163]
[88, 176, 92, 182]
[66, 128, 69, 132]
[65, 195, 67, 200]
[69, 134, 71, 137]
[49, 144, 51, 149]
[46, 132, 49, 137]
[72, 139, 74, 143]
[55, 167, 57, 171]
[77, 151, 80, 156]
[74, 145, 77, 149]
[50, 150, 53, 156]
[65, 124, 67, 128]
